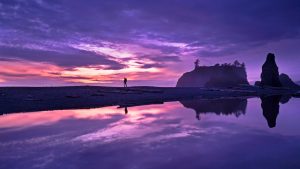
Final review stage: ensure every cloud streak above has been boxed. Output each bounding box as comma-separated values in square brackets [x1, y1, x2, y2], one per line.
[0, 0, 300, 85]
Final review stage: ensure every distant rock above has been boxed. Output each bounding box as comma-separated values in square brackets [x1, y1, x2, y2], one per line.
[255, 53, 299, 89]
[260, 53, 282, 87]
[176, 62, 249, 88]
[254, 81, 262, 87]
[279, 73, 300, 89]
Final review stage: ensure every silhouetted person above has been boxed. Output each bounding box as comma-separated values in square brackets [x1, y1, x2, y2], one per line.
[260, 95, 281, 128]
[194, 59, 200, 69]
[123, 78, 128, 87]
[125, 107, 128, 114]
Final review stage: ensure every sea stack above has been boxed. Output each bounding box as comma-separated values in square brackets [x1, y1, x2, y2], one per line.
[260, 53, 282, 87]
[176, 60, 249, 88]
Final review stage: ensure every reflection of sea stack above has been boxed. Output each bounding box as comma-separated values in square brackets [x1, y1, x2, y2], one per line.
[180, 98, 247, 120]
[260, 53, 282, 87]
[260, 96, 281, 128]
[176, 60, 249, 87]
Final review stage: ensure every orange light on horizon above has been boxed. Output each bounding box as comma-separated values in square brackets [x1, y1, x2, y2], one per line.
[0, 42, 182, 85]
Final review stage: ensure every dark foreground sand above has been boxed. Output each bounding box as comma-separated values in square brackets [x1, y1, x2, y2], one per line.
[0, 86, 299, 114]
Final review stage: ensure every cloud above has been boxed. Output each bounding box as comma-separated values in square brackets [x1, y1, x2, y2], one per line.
[1, 0, 300, 55]
[0, 46, 125, 69]
[1, 0, 300, 85]
[2, 0, 300, 58]
[150, 55, 181, 62]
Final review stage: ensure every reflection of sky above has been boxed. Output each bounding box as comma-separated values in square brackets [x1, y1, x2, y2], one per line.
[1, 98, 300, 169]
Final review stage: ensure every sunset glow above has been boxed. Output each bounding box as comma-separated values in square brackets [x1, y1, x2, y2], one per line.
[0, 0, 300, 86]
[1, 1, 300, 169]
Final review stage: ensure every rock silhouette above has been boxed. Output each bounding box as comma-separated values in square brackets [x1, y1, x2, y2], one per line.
[279, 95, 292, 104]
[260, 95, 281, 128]
[260, 53, 282, 87]
[279, 73, 300, 89]
[254, 81, 262, 87]
[176, 61, 249, 87]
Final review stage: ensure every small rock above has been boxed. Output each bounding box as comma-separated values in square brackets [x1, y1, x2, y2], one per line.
[66, 95, 80, 98]
[279, 73, 300, 89]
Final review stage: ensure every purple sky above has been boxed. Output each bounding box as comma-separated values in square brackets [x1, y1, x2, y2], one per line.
[0, 0, 300, 86]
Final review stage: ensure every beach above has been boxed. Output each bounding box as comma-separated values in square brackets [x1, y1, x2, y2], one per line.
[1, 86, 299, 115]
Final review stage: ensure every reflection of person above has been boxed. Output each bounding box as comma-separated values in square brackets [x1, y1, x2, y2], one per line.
[123, 78, 128, 87]
[125, 107, 128, 114]
[196, 113, 200, 120]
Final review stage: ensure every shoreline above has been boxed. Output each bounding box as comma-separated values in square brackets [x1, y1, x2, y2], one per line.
[0, 86, 299, 115]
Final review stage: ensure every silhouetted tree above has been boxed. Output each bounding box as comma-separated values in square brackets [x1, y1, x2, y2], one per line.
[233, 60, 241, 67]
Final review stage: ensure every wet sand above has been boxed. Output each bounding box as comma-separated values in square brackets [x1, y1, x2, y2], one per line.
[0, 86, 299, 114]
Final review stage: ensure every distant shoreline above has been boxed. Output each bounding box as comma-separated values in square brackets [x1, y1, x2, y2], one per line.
[0, 86, 299, 115]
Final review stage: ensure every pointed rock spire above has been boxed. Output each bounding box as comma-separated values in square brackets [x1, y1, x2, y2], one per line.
[260, 53, 282, 87]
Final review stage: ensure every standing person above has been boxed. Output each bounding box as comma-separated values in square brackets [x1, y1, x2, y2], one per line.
[123, 78, 128, 87]
[194, 59, 200, 69]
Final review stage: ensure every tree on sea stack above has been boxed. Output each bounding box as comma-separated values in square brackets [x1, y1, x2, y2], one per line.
[233, 60, 241, 67]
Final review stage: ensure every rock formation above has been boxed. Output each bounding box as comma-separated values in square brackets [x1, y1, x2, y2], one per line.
[260, 53, 282, 87]
[255, 53, 299, 89]
[254, 81, 261, 87]
[279, 73, 300, 89]
[176, 61, 249, 87]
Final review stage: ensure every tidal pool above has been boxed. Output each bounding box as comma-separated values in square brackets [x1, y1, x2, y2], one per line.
[1, 97, 300, 169]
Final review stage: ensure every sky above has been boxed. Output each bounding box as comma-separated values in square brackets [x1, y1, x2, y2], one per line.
[0, 0, 300, 86]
